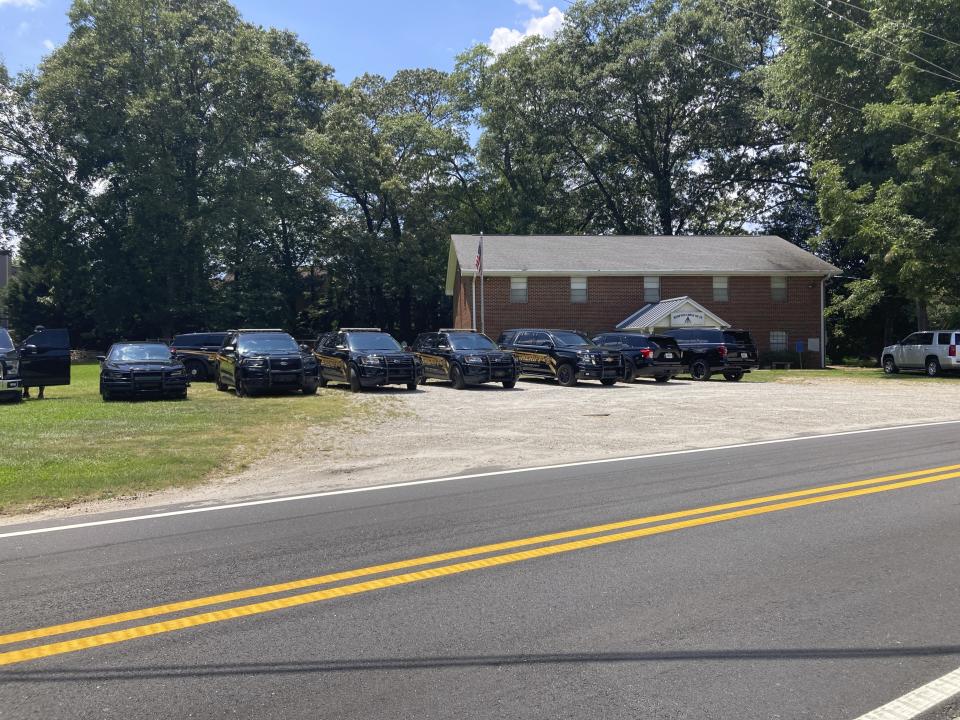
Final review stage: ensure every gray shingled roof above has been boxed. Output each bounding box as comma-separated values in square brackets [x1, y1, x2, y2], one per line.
[447, 235, 839, 286]
[617, 296, 730, 330]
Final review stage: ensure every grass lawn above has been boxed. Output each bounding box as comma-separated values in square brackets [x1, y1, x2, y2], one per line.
[741, 366, 960, 383]
[0, 364, 352, 515]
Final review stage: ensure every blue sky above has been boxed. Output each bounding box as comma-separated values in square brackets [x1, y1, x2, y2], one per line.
[1, 0, 567, 81]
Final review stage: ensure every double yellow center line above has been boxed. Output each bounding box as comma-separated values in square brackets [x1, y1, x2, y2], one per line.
[2, 463, 959, 667]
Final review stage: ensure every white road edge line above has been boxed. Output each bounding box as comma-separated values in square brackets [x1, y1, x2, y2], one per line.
[3, 418, 960, 540]
[852, 664, 960, 720]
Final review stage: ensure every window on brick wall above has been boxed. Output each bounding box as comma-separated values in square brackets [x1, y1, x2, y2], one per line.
[713, 276, 728, 302]
[770, 330, 788, 352]
[570, 277, 587, 303]
[643, 276, 660, 303]
[510, 276, 527, 304]
[771, 276, 787, 302]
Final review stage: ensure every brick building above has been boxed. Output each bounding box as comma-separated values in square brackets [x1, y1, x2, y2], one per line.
[444, 235, 840, 368]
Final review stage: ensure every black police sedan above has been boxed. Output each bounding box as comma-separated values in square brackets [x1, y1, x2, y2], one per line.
[591, 332, 683, 383]
[314, 328, 422, 393]
[215, 329, 318, 397]
[98, 341, 188, 401]
[413, 329, 519, 389]
[498, 329, 621, 387]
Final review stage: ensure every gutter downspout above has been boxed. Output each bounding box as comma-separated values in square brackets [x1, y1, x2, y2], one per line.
[820, 276, 827, 369]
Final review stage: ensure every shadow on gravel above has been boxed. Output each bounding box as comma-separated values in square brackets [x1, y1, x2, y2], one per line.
[6, 645, 960, 681]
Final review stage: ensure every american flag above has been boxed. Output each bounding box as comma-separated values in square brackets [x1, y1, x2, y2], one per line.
[475, 236, 483, 273]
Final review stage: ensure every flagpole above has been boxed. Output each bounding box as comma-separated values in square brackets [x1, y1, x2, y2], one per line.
[471, 273, 476, 330]
[479, 232, 485, 335]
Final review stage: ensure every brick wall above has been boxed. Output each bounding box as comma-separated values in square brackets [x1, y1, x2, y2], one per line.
[453, 274, 826, 367]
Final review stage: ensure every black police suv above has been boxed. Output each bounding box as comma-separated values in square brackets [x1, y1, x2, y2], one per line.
[170, 331, 229, 381]
[216, 329, 318, 397]
[413, 329, 519, 389]
[591, 332, 683, 383]
[658, 327, 760, 381]
[0, 327, 71, 402]
[497, 329, 621, 387]
[314, 328, 422, 393]
[98, 341, 188, 400]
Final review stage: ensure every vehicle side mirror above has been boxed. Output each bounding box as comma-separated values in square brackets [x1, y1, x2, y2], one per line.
[221, 345, 235, 354]
[23, 344, 38, 354]
[545, 342, 555, 350]
[437, 343, 449, 349]
[335, 344, 347, 350]
[96, 355, 106, 362]
[403, 344, 412, 352]
[300, 344, 310, 352]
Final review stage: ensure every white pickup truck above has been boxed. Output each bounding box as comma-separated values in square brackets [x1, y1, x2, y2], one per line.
[881, 330, 960, 377]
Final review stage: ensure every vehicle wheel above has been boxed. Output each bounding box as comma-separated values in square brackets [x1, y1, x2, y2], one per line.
[348, 365, 362, 393]
[502, 380, 516, 389]
[303, 382, 318, 395]
[185, 360, 206, 382]
[556, 363, 577, 387]
[600, 378, 617, 386]
[450, 365, 467, 390]
[689, 359, 712, 381]
[882, 356, 899, 375]
[418, 376, 428, 385]
[406, 382, 417, 391]
[174, 390, 188, 400]
[318, 371, 328, 388]
[216, 372, 229, 391]
[622, 359, 636, 383]
[101, 390, 112, 402]
[654, 374, 670, 383]
[723, 370, 744, 382]
[926, 357, 941, 377]
[235, 377, 246, 397]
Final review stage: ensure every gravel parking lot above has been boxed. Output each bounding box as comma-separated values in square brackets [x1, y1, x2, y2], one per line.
[196, 372, 960, 504]
[8, 371, 960, 524]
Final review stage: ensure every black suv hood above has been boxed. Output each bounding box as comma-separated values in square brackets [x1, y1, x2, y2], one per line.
[108, 360, 182, 371]
[455, 350, 514, 362]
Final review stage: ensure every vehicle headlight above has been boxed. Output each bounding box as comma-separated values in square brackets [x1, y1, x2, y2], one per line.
[103, 368, 127, 379]
[361, 355, 383, 366]
[243, 358, 267, 368]
[464, 355, 484, 364]
[7, 360, 18, 376]
[0, 362, 4, 380]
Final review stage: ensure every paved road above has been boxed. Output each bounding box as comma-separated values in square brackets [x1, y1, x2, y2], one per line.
[2, 423, 960, 719]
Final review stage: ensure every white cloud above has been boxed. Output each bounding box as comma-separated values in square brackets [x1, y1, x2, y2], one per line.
[16, 21, 30, 35]
[42, 38, 54, 50]
[514, 0, 543, 11]
[0, 0, 42, 8]
[489, 6, 565, 55]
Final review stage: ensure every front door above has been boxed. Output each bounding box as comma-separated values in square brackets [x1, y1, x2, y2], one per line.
[19, 328, 71, 387]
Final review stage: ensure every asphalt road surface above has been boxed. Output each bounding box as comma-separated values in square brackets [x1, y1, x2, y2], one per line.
[2, 422, 960, 719]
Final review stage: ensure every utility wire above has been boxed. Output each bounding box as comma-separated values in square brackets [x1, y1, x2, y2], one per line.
[668, 38, 960, 148]
[808, 0, 960, 83]
[824, 0, 960, 50]
[715, 0, 960, 86]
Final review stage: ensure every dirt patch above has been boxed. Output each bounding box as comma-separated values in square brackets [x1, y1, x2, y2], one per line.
[6, 373, 959, 526]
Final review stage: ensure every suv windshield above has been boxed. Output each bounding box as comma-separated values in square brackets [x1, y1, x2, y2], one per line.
[348, 333, 402, 352]
[550, 331, 594, 348]
[0, 329, 13, 352]
[110, 344, 172, 362]
[237, 333, 299, 354]
[449, 333, 497, 351]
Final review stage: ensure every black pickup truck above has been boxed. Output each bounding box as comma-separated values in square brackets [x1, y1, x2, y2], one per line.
[0, 327, 71, 402]
[498, 328, 621, 387]
[657, 327, 759, 381]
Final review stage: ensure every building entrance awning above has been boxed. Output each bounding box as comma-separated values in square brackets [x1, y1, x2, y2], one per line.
[616, 296, 730, 332]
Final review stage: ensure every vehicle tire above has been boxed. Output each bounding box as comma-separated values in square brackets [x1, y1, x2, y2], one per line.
[215, 370, 229, 391]
[406, 382, 417, 391]
[101, 390, 112, 402]
[556, 363, 577, 387]
[882, 356, 899, 375]
[318, 371, 328, 388]
[926, 357, 941, 377]
[600, 378, 617, 386]
[174, 390, 188, 400]
[303, 381, 318, 395]
[185, 360, 206, 382]
[723, 370, 744, 382]
[418, 376, 427, 385]
[654, 374, 670, 383]
[502, 380, 516, 389]
[234, 376, 246, 398]
[450, 364, 466, 390]
[622, 359, 636, 383]
[348, 365, 362, 393]
[689, 359, 712, 381]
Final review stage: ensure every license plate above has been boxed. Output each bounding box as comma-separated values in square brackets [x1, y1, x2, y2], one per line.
[492, 370, 507, 378]
[663, 353, 673, 359]
[740, 352, 749, 358]
[273, 373, 298, 382]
